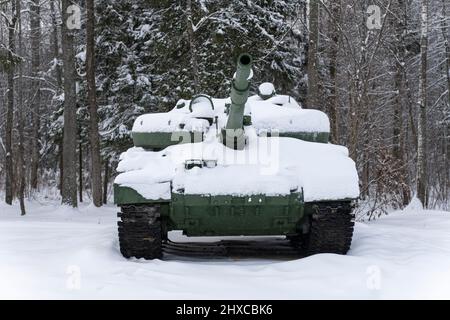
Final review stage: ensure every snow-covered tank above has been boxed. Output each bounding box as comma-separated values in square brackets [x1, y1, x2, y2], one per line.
[114, 54, 359, 260]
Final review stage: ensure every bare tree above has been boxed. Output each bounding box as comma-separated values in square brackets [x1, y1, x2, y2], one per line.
[4, 0, 17, 205]
[328, 0, 341, 143]
[86, 0, 102, 207]
[440, 0, 450, 207]
[29, 0, 41, 191]
[16, 0, 25, 215]
[78, 137, 82, 202]
[103, 158, 109, 204]
[50, 0, 62, 90]
[186, 0, 199, 93]
[417, 0, 429, 207]
[392, 0, 411, 206]
[61, 0, 78, 207]
[49, 0, 64, 195]
[306, 0, 319, 109]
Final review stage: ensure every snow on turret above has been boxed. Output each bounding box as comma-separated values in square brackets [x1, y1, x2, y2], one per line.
[258, 82, 276, 100]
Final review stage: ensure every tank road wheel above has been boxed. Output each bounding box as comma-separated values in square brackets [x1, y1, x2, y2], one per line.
[118, 205, 163, 260]
[302, 202, 355, 256]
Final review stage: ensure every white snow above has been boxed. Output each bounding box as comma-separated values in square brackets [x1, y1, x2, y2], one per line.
[174, 165, 296, 196]
[248, 98, 330, 134]
[138, 24, 152, 38]
[116, 129, 359, 201]
[76, 51, 86, 63]
[115, 149, 175, 200]
[132, 113, 210, 133]
[1, 200, 449, 299]
[132, 94, 329, 134]
[258, 82, 276, 96]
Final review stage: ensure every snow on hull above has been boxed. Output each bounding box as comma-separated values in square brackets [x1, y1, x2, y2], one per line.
[115, 130, 359, 202]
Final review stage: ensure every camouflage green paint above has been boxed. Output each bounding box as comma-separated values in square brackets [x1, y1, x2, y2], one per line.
[132, 131, 204, 150]
[222, 54, 253, 150]
[278, 132, 330, 144]
[114, 183, 306, 236]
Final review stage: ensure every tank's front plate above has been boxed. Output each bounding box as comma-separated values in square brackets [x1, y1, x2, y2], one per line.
[170, 192, 304, 236]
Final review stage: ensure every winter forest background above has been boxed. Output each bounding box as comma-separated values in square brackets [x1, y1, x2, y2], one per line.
[0, 0, 449, 218]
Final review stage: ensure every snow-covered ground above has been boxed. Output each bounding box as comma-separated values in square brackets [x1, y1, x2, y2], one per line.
[0, 200, 449, 299]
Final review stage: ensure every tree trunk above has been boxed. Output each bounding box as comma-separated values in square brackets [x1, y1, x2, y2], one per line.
[416, 0, 429, 207]
[30, 0, 41, 191]
[306, 0, 319, 109]
[406, 78, 418, 145]
[59, 141, 63, 195]
[392, 0, 405, 161]
[394, 67, 410, 206]
[442, 0, 450, 109]
[103, 158, 109, 204]
[393, 69, 403, 161]
[328, 0, 340, 143]
[61, 0, 78, 207]
[186, 0, 199, 93]
[50, 0, 63, 91]
[440, 0, 450, 207]
[51, 0, 63, 196]
[79, 140, 83, 203]
[17, 0, 26, 215]
[347, 72, 356, 158]
[5, 1, 17, 205]
[392, 0, 410, 206]
[348, 70, 362, 160]
[86, 0, 103, 207]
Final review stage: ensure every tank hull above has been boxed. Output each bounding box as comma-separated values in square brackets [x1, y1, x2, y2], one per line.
[115, 184, 355, 238]
[115, 184, 304, 236]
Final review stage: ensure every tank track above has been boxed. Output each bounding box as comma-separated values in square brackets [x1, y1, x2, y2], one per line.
[118, 204, 163, 259]
[302, 202, 355, 256]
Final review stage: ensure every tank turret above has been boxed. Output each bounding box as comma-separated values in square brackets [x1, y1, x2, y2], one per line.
[221, 54, 253, 150]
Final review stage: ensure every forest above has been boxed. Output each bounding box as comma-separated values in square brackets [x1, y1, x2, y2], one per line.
[0, 0, 449, 217]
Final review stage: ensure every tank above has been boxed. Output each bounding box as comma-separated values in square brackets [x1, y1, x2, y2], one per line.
[114, 54, 359, 260]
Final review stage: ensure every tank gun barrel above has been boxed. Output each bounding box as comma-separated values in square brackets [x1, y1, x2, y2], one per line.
[222, 53, 253, 150]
